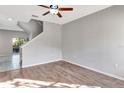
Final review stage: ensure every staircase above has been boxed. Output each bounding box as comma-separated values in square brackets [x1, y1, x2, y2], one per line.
[18, 19, 43, 40]
[17, 19, 43, 68]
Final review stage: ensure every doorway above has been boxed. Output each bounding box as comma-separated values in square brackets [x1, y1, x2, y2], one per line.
[11, 38, 27, 69]
[12, 38, 28, 69]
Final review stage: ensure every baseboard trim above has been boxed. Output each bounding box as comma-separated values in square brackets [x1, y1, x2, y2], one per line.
[63, 59, 124, 81]
[22, 59, 63, 68]
[22, 59, 124, 81]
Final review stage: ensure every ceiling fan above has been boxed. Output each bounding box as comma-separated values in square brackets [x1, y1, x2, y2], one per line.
[33, 5, 73, 18]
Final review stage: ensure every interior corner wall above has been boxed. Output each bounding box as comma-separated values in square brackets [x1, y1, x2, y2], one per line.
[62, 5, 124, 78]
[22, 22, 62, 67]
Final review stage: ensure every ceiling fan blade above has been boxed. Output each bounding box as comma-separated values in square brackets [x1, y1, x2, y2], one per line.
[32, 15, 39, 17]
[57, 12, 62, 18]
[59, 8, 73, 11]
[42, 11, 50, 16]
[38, 5, 49, 9]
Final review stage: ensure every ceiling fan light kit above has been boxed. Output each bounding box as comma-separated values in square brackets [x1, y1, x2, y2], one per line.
[36, 5, 73, 18]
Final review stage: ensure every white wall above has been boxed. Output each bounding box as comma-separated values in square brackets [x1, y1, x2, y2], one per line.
[62, 6, 124, 78]
[0, 30, 27, 56]
[22, 22, 62, 67]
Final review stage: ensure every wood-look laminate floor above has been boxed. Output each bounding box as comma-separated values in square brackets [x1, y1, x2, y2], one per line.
[0, 60, 124, 88]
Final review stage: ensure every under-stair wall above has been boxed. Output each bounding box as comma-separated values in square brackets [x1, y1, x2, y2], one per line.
[21, 21, 62, 68]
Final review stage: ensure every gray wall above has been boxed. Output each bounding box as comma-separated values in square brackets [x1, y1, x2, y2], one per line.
[62, 6, 124, 78]
[0, 30, 27, 56]
[22, 21, 62, 67]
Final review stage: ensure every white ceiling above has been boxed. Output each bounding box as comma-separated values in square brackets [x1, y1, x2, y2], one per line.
[0, 5, 112, 31]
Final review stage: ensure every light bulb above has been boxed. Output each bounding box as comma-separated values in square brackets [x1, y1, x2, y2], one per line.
[50, 9, 58, 15]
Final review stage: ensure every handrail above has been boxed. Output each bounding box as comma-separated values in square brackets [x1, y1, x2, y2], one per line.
[20, 32, 43, 48]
